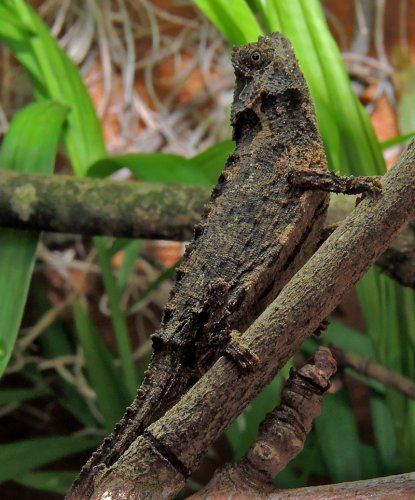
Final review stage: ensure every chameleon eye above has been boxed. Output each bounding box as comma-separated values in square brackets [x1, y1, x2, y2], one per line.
[251, 51, 261, 64]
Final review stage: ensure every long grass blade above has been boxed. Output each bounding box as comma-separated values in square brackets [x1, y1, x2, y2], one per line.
[0, 101, 68, 377]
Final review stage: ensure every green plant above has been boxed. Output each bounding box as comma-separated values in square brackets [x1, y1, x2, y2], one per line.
[0, 2, 234, 493]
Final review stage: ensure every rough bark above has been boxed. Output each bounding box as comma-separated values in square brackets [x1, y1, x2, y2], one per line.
[68, 33, 333, 499]
[87, 136, 415, 499]
[1, 169, 414, 287]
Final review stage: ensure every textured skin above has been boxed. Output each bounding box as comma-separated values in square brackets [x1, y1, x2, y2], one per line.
[67, 32, 329, 499]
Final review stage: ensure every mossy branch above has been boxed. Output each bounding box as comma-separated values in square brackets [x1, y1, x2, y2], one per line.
[0, 168, 414, 288]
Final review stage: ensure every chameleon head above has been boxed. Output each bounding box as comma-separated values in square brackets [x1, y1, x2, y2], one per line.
[231, 32, 307, 122]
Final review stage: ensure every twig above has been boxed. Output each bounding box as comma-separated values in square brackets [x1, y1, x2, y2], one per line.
[1, 169, 415, 288]
[331, 345, 415, 399]
[191, 347, 337, 498]
[84, 139, 415, 498]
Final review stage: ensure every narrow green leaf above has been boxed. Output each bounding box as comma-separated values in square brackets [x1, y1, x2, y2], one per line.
[0, 436, 100, 483]
[359, 443, 383, 479]
[0, 386, 50, 406]
[14, 470, 77, 495]
[0, 101, 68, 378]
[226, 372, 283, 459]
[315, 390, 363, 482]
[94, 238, 137, 398]
[0, 0, 106, 175]
[73, 302, 130, 431]
[117, 240, 143, 290]
[88, 153, 212, 185]
[395, 51, 415, 137]
[323, 322, 375, 358]
[380, 131, 415, 149]
[193, 0, 262, 45]
[370, 393, 398, 473]
[190, 140, 235, 182]
[0, 100, 68, 173]
[32, 279, 98, 428]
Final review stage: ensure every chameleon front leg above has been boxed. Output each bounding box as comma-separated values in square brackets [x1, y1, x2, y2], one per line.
[224, 330, 260, 372]
[288, 168, 382, 195]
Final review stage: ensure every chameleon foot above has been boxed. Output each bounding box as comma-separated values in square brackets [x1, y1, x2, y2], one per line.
[224, 330, 260, 372]
[288, 169, 382, 196]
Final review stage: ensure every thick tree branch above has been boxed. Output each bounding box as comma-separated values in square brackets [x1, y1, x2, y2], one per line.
[0, 168, 209, 241]
[86, 140, 415, 498]
[0, 168, 414, 287]
[191, 472, 415, 499]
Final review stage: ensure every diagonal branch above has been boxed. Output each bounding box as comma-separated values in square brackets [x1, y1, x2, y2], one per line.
[84, 140, 415, 498]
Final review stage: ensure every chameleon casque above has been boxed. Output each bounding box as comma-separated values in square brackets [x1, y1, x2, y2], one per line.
[68, 32, 379, 498]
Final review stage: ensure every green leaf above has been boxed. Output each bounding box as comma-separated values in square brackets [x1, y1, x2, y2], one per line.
[395, 50, 415, 138]
[380, 131, 415, 150]
[31, 279, 98, 428]
[0, 0, 106, 176]
[323, 322, 375, 358]
[226, 371, 283, 459]
[117, 239, 143, 290]
[94, 238, 137, 398]
[0, 436, 100, 483]
[315, 390, 363, 482]
[190, 140, 234, 182]
[0, 101, 68, 378]
[0, 3, 33, 39]
[88, 153, 212, 185]
[359, 443, 382, 478]
[193, 0, 262, 45]
[370, 393, 398, 473]
[73, 302, 130, 431]
[14, 470, 77, 495]
[0, 101, 68, 173]
[0, 386, 50, 406]
[88, 141, 235, 185]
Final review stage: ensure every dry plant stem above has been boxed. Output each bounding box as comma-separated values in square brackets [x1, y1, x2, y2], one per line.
[0, 168, 208, 241]
[1, 169, 415, 288]
[331, 345, 415, 399]
[192, 347, 337, 499]
[242, 347, 337, 480]
[89, 140, 415, 498]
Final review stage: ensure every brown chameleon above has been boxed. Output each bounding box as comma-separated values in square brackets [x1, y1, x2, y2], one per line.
[67, 32, 379, 498]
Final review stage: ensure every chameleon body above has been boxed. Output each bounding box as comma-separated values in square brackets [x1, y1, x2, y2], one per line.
[68, 33, 330, 498]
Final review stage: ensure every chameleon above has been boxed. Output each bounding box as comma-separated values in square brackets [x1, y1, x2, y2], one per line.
[67, 32, 380, 498]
